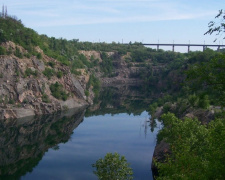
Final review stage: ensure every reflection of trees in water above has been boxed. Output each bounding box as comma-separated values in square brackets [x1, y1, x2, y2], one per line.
[86, 85, 161, 135]
[150, 118, 158, 133]
[0, 108, 86, 179]
[86, 85, 154, 117]
[139, 116, 159, 139]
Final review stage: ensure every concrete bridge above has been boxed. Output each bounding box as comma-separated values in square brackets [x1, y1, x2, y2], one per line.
[141, 43, 225, 52]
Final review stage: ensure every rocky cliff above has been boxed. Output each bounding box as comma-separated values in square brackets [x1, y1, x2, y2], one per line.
[0, 42, 90, 119]
[78, 50, 147, 86]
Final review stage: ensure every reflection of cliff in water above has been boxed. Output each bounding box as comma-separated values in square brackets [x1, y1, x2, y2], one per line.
[87, 84, 155, 116]
[0, 108, 86, 179]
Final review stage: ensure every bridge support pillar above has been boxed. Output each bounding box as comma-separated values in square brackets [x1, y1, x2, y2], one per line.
[157, 45, 159, 51]
[217, 46, 220, 52]
[172, 45, 175, 52]
[203, 46, 207, 51]
[188, 45, 190, 53]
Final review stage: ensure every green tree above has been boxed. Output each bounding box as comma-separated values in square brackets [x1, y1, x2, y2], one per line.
[187, 54, 225, 106]
[156, 113, 225, 180]
[92, 152, 133, 180]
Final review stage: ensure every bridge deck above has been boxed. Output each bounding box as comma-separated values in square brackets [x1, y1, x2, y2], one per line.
[142, 43, 225, 47]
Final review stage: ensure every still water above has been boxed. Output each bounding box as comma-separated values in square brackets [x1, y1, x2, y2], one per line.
[0, 108, 160, 180]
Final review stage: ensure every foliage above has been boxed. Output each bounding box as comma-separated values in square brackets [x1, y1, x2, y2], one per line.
[188, 94, 199, 107]
[148, 102, 159, 114]
[0, 16, 39, 51]
[56, 71, 63, 78]
[204, 9, 225, 42]
[8, 99, 15, 104]
[131, 49, 151, 62]
[37, 53, 42, 59]
[87, 74, 100, 97]
[14, 47, 23, 58]
[92, 152, 133, 180]
[156, 113, 225, 180]
[50, 82, 69, 101]
[100, 52, 114, 76]
[42, 67, 55, 79]
[0, 46, 6, 55]
[42, 93, 50, 103]
[187, 54, 225, 106]
[71, 68, 81, 75]
[85, 90, 89, 97]
[47, 61, 55, 68]
[24, 68, 38, 77]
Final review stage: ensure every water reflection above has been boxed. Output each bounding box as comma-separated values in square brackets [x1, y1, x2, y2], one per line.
[87, 85, 153, 116]
[0, 86, 161, 180]
[0, 108, 86, 179]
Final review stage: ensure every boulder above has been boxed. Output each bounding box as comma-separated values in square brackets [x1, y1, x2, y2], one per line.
[151, 140, 171, 178]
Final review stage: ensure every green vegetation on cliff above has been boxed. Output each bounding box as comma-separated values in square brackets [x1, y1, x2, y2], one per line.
[50, 82, 69, 101]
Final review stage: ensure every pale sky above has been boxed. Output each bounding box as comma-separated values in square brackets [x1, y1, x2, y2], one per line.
[0, 0, 224, 52]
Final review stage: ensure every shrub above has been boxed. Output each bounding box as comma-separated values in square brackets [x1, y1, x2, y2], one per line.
[87, 74, 100, 97]
[48, 61, 55, 68]
[15, 70, 20, 76]
[24, 53, 31, 58]
[56, 71, 63, 78]
[14, 47, 23, 58]
[37, 53, 42, 59]
[50, 82, 69, 101]
[43, 67, 55, 79]
[198, 94, 210, 109]
[85, 90, 89, 97]
[92, 152, 133, 180]
[25, 68, 38, 77]
[0, 46, 6, 55]
[71, 69, 81, 75]
[8, 99, 15, 104]
[42, 93, 50, 103]
[188, 94, 199, 107]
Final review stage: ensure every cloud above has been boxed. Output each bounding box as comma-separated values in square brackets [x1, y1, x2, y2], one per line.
[2, 0, 217, 28]
[29, 10, 215, 27]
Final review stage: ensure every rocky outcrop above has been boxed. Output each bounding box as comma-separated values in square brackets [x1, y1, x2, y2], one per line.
[184, 109, 215, 124]
[151, 140, 171, 178]
[0, 42, 91, 119]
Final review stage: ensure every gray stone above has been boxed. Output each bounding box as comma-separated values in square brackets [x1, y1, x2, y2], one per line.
[14, 108, 35, 118]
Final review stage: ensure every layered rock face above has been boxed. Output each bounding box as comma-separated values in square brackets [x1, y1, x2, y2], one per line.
[0, 42, 90, 119]
[78, 50, 147, 86]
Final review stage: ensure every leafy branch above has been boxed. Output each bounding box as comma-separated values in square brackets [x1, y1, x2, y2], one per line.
[204, 9, 225, 42]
